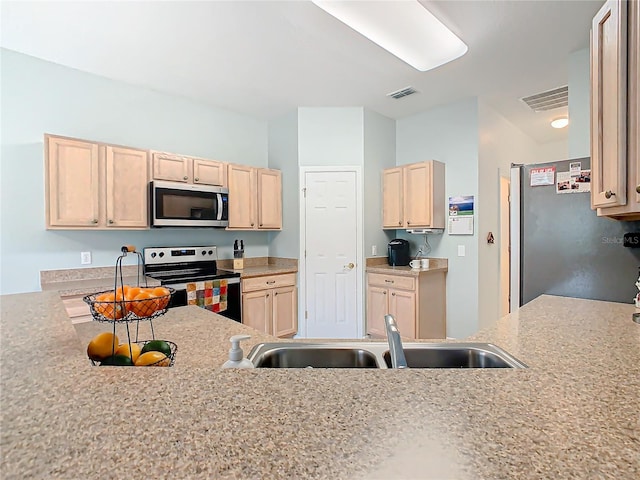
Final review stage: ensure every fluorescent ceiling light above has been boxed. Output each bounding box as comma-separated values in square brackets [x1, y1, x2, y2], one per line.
[551, 117, 569, 129]
[311, 0, 468, 72]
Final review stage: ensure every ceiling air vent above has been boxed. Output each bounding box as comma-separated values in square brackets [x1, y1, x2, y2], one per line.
[387, 86, 418, 99]
[520, 85, 568, 112]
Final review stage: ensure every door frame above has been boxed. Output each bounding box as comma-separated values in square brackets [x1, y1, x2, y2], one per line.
[509, 166, 521, 312]
[298, 166, 364, 338]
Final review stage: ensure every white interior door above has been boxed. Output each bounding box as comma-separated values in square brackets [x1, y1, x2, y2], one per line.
[302, 170, 359, 338]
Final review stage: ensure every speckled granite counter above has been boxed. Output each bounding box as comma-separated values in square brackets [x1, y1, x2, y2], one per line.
[366, 256, 448, 276]
[218, 257, 298, 278]
[1, 293, 639, 479]
[40, 265, 160, 296]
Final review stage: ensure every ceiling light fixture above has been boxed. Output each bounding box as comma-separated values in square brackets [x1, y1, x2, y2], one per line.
[551, 117, 569, 129]
[311, 0, 468, 72]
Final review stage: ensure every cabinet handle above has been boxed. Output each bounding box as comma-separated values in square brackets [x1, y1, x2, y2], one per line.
[91, 219, 98, 224]
[108, 219, 114, 224]
[385, 279, 394, 283]
[398, 221, 402, 226]
[266, 293, 269, 297]
[274, 292, 278, 296]
[195, 177, 199, 182]
[636, 185, 640, 194]
[407, 221, 411, 225]
[183, 176, 188, 181]
[266, 280, 276, 285]
[251, 223, 255, 227]
[383, 291, 387, 295]
[259, 223, 263, 227]
[605, 190, 616, 199]
[392, 292, 396, 296]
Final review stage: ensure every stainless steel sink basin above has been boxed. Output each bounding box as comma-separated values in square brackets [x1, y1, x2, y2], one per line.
[248, 344, 379, 368]
[382, 344, 525, 368]
[246, 342, 527, 369]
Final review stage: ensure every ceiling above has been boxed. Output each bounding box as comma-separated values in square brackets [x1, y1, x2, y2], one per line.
[0, 0, 602, 144]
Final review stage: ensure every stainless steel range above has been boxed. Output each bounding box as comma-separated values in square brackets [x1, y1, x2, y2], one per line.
[143, 245, 241, 322]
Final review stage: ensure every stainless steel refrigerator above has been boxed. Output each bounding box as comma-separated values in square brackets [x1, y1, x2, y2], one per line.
[519, 157, 640, 306]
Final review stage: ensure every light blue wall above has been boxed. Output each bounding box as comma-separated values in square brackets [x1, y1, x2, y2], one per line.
[396, 98, 480, 339]
[298, 108, 364, 166]
[0, 49, 269, 295]
[268, 110, 299, 257]
[568, 48, 591, 159]
[363, 108, 396, 257]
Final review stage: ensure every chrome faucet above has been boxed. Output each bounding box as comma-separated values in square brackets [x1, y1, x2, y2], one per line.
[384, 314, 408, 369]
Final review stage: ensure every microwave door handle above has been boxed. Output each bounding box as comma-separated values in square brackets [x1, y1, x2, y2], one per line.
[217, 194, 223, 221]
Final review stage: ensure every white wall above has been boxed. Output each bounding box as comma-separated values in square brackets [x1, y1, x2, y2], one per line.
[537, 140, 569, 163]
[477, 102, 539, 330]
[396, 98, 480, 339]
[0, 49, 269, 295]
[268, 110, 299, 258]
[363, 109, 396, 258]
[568, 48, 591, 158]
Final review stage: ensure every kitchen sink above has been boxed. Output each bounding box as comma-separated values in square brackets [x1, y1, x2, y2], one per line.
[382, 344, 525, 368]
[248, 344, 379, 368]
[246, 342, 527, 369]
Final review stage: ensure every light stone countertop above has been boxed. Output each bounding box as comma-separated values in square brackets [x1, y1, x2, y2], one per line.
[1, 292, 639, 479]
[365, 257, 448, 277]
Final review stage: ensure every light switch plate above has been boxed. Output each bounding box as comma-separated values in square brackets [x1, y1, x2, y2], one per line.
[372, 245, 377, 256]
[457, 245, 465, 257]
[81, 251, 91, 265]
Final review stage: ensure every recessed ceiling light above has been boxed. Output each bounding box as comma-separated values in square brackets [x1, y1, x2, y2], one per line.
[551, 117, 569, 129]
[311, 0, 468, 72]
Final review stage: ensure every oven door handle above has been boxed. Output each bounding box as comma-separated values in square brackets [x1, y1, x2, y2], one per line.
[162, 276, 240, 291]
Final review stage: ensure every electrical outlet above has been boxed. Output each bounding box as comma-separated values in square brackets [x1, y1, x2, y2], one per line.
[81, 251, 92, 265]
[372, 245, 377, 256]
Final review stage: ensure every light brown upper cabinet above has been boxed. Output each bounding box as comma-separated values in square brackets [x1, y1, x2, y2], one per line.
[382, 160, 445, 229]
[46, 135, 149, 229]
[592, 0, 640, 219]
[151, 151, 226, 186]
[227, 164, 282, 230]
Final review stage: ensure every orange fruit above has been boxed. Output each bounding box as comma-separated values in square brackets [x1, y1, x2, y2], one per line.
[151, 287, 171, 310]
[93, 291, 125, 320]
[87, 332, 120, 361]
[114, 343, 142, 363]
[130, 291, 156, 318]
[125, 286, 142, 300]
[134, 351, 170, 367]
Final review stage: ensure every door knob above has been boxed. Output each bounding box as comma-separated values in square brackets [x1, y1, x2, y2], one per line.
[636, 185, 640, 194]
[345, 262, 355, 270]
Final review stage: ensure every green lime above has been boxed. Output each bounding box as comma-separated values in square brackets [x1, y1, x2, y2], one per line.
[100, 354, 135, 366]
[141, 340, 172, 357]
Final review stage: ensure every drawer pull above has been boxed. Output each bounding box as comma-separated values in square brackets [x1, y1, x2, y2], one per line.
[266, 280, 276, 285]
[385, 279, 394, 283]
[636, 185, 640, 194]
[392, 293, 396, 296]
[605, 190, 615, 199]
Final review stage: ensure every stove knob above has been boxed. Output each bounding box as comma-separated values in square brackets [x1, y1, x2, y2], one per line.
[159, 252, 164, 258]
[151, 252, 156, 258]
[202, 250, 207, 256]
[208, 250, 213, 255]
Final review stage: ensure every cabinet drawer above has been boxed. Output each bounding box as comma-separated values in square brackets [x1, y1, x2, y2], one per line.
[242, 273, 296, 292]
[367, 273, 415, 291]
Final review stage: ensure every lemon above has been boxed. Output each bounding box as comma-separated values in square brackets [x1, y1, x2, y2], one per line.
[135, 351, 170, 367]
[87, 332, 119, 361]
[115, 343, 142, 363]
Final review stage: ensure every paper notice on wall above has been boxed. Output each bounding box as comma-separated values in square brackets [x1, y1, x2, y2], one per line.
[557, 169, 591, 194]
[570, 161, 582, 177]
[530, 166, 555, 186]
[448, 196, 474, 235]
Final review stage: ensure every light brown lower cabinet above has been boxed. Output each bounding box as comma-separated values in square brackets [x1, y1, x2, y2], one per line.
[241, 273, 297, 337]
[366, 271, 446, 339]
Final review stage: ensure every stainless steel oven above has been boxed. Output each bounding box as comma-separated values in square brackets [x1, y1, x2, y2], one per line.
[150, 180, 229, 228]
[143, 246, 241, 322]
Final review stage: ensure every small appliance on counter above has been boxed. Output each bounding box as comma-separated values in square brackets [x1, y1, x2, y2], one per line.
[387, 239, 411, 266]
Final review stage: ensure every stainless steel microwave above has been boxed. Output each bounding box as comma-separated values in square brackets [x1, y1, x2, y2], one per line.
[150, 180, 229, 228]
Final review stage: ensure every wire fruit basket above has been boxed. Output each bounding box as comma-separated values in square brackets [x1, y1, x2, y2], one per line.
[83, 246, 178, 367]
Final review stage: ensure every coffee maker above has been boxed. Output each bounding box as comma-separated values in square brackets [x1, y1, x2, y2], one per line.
[387, 239, 411, 266]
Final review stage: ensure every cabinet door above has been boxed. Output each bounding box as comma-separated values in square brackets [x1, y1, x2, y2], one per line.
[242, 290, 271, 334]
[272, 286, 297, 337]
[193, 158, 226, 186]
[105, 146, 149, 228]
[382, 167, 404, 228]
[257, 168, 282, 229]
[404, 162, 432, 227]
[389, 289, 416, 339]
[46, 136, 100, 228]
[630, 0, 640, 205]
[591, 0, 628, 208]
[227, 164, 256, 229]
[152, 152, 191, 183]
[366, 286, 388, 337]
